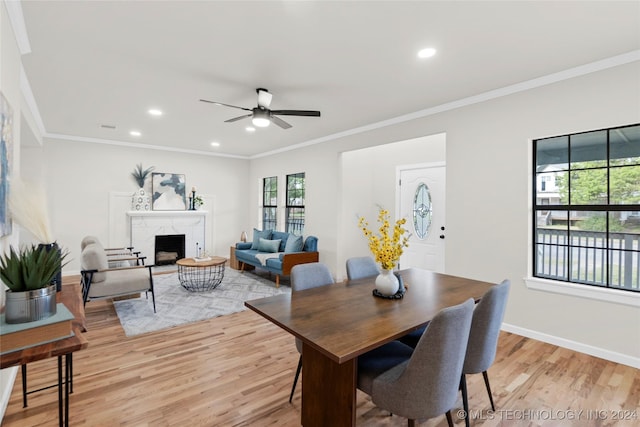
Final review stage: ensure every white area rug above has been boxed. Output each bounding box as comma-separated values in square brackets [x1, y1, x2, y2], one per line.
[113, 269, 289, 336]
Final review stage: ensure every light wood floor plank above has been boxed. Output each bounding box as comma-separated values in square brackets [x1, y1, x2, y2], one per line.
[2, 276, 639, 426]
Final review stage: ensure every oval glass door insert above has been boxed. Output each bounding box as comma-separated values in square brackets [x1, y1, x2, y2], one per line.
[413, 182, 432, 239]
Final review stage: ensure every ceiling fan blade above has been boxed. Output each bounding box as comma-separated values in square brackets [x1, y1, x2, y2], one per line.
[270, 114, 292, 129]
[225, 114, 252, 123]
[200, 99, 251, 111]
[271, 110, 321, 117]
[257, 89, 273, 109]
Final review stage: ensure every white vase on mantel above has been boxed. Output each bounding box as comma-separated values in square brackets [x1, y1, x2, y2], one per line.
[131, 187, 151, 211]
[375, 268, 399, 296]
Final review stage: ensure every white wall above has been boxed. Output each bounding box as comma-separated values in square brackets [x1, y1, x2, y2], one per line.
[0, 1, 23, 418]
[250, 61, 640, 366]
[338, 133, 446, 281]
[21, 139, 250, 273]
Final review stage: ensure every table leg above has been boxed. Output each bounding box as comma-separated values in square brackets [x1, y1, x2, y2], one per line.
[65, 354, 70, 427]
[58, 356, 63, 427]
[21, 364, 27, 408]
[301, 343, 356, 427]
[69, 354, 73, 394]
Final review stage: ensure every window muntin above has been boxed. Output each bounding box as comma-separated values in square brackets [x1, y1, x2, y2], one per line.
[533, 123, 640, 292]
[262, 176, 277, 231]
[286, 172, 305, 235]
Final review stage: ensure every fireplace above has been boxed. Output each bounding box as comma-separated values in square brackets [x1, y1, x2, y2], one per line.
[155, 234, 185, 265]
[128, 210, 206, 265]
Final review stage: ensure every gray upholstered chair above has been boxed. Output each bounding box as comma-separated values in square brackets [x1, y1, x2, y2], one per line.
[357, 299, 474, 427]
[289, 262, 334, 402]
[460, 280, 511, 427]
[346, 256, 380, 280]
[80, 242, 156, 312]
[81, 235, 145, 267]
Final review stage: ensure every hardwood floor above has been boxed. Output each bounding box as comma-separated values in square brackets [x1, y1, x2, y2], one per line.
[3, 276, 639, 426]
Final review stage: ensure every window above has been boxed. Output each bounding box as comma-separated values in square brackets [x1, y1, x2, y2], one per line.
[533, 124, 640, 292]
[262, 176, 277, 231]
[286, 172, 305, 235]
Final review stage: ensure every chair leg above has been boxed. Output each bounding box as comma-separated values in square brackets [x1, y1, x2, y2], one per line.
[148, 268, 157, 313]
[289, 355, 302, 403]
[460, 374, 470, 427]
[446, 411, 454, 427]
[408, 419, 415, 427]
[482, 371, 495, 411]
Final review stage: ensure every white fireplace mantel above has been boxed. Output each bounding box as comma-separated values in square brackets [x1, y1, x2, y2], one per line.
[127, 210, 207, 264]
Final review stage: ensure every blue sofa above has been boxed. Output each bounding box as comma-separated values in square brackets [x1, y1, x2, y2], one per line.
[235, 229, 319, 287]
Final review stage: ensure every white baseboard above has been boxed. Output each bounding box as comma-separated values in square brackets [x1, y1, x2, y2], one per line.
[502, 323, 640, 369]
[0, 366, 18, 422]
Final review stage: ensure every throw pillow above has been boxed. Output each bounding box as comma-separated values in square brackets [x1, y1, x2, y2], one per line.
[251, 228, 272, 250]
[258, 238, 281, 253]
[272, 231, 290, 252]
[284, 234, 304, 253]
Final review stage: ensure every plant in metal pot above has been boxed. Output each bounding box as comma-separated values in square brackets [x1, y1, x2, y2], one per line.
[1, 244, 70, 323]
[131, 163, 155, 188]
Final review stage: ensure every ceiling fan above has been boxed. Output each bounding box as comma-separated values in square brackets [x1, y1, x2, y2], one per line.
[200, 88, 321, 129]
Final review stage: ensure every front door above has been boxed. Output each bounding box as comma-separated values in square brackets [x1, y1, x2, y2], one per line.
[398, 164, 446, 272]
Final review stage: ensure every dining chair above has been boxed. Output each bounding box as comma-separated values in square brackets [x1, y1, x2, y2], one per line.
[357, 298, 475, 427]
[460, 279, 511, 427]
[288, 262, 335, 403]
[346, 256, 380, 280]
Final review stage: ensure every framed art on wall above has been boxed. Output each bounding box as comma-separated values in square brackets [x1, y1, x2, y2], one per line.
[152, 173, 186, 210]
[0, 92, 13, 237]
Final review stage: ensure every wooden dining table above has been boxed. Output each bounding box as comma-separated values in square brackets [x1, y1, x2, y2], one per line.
[244, 267, 495, 427]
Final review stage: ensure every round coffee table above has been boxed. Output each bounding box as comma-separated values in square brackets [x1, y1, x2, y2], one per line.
[176, 256, 227, 292]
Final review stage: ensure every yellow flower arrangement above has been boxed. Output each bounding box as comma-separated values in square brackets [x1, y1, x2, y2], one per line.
[358, 208, 409, 270]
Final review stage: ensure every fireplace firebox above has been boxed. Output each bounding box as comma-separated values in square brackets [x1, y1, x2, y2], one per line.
[155, 234, 186, 265]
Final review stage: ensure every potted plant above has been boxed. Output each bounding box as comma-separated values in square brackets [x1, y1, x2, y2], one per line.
[131, 163, 154, 211]
[1, 244, 69, 323]
[358, 208, 410, 296]
[193, 195, 204, 210]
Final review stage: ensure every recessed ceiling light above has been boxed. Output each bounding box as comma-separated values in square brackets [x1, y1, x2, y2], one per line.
[148, 109, 163, 116]
[210, 141, 220, 147]
[245, 126, 256, 132]
[130, 130, 141, 137]
[417, 47, 437, 59]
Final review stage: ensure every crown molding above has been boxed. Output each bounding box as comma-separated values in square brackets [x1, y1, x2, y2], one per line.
[4, 0, 31, 54]
[45, 133, 249, 159]
[17, 39, 640, 160]
[251, 50, 640, 159]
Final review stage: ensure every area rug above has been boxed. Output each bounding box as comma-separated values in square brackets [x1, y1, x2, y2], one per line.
[113, 269, 289, 336]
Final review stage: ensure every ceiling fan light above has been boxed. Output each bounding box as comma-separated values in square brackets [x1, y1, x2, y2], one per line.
[252, 117, 270, 127]
[252, 109, 271, 127]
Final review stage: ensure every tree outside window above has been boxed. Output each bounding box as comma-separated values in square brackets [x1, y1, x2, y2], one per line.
[262, 176, 277, 231]
[286, 172, 305, 235]
[533, 124, 640, 292]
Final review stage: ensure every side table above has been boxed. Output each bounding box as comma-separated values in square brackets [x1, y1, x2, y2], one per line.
[229, 245, 254, 271]
[1, 283, 88, 427]
[176, 256, 227, 292]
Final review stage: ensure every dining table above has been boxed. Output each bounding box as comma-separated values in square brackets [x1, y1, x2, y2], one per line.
[244, 267, 495, 427]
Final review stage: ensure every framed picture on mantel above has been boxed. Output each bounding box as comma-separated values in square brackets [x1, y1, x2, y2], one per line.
[152, 173, 186, 210]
